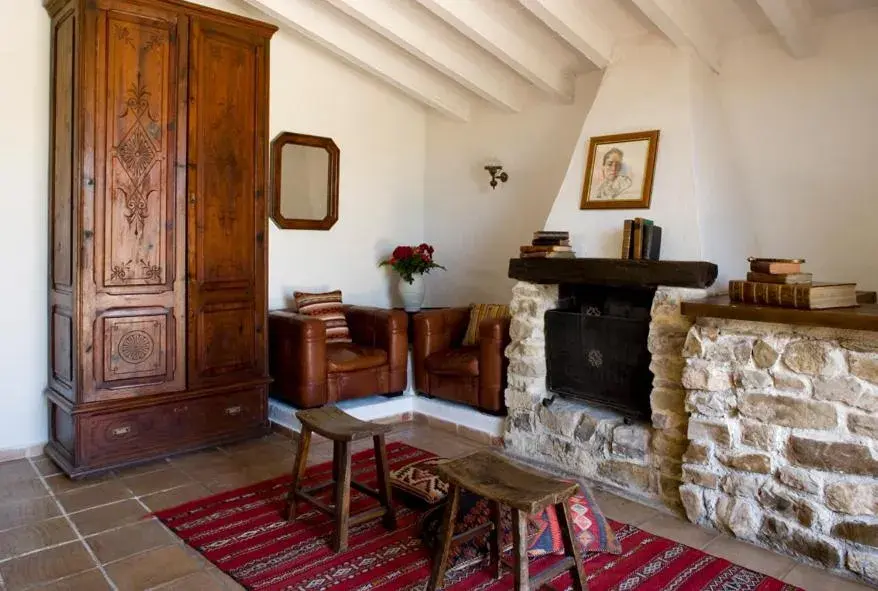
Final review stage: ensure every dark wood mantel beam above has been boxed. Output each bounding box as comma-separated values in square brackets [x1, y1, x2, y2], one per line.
[508, 258, 718, 289]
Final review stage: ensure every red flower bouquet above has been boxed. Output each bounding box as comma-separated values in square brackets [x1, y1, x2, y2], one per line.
[379, 243, 446, 284]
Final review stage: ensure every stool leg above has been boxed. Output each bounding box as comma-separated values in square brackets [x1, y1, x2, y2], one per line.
[489, 500, 502, 580]
[427, 484, 460, 591]
[557, 501, 588, 591]
[511, 509, 530, 591]
[286, 427, 311, 521]
[333, 440, 352, 553]
[332, 440, 343, 504]
[373, 434, 397, 530]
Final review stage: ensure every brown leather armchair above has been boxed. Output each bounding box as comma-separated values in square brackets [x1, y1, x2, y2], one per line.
[268, 306, 408, 408]
[412, 308, 510, 415]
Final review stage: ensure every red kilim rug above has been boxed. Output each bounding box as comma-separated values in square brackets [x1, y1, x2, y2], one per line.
[155, 442, 800, 590]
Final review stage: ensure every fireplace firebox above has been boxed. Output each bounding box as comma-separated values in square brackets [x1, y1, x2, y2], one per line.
[545, 284, 655, 419]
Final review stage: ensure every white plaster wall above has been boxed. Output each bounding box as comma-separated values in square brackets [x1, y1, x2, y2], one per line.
[719, 7, 878, 290]
[544, 37, 704, 262]
[423, 75, 602, 306]
[0, 2, 50, 451]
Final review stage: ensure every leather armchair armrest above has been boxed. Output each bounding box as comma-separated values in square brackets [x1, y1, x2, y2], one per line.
[412, 307, 469, 392]
[478, 316, 511, 413]
[344, 306, 408, 392]
[268, 311, 328, 408]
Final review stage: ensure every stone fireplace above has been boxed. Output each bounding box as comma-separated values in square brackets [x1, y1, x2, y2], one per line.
[503, 258, 715, 512]
[503, 257, 878, 585]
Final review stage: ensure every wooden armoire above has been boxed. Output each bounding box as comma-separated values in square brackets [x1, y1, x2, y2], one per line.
[44, 0, 277, 477]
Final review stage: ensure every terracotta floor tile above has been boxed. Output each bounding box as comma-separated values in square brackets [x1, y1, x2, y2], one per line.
[205, 567, 246, 590]
[0, 496, 61, 532]
[112, 459, 171, 479]
[0, 460, 37, 484]
[592, 490, 662, 526]
[783, 563, 876, 591]
[139, 483, 211, 512]
[0, 478, 50, 505]
[56, 480, 133, 513]
[202, 466, 280, 494]
[104, 545, 203, 591]
[166, 448, 228, 471]
[0, 541, 94, 591]
[639, 514, 719, 550]
[67, 499, 148, 537]
[35, 569, 112, 591]
[85, 518, 176, 564]
[121, 468, 194, 497]
[31, 457, 63, 477]
[703, 535, 799, 578]
[44, 473, 114, 496]
[0, 517, 77, 559]
[153, 569, 243, 590]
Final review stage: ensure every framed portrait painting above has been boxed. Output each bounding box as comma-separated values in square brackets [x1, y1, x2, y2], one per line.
[579, 130, 660, 210]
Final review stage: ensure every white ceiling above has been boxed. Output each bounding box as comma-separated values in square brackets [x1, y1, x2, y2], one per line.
[239, 0, 878, 121]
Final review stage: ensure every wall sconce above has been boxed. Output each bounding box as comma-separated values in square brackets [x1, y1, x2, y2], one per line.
[484, 164, 508, 190]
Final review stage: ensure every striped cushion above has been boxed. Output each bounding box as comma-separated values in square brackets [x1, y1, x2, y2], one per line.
[461, 303, 511, 346]
[293, 290, 351, 344]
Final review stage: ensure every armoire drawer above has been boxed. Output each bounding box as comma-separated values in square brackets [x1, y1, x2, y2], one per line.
[80, 389, 266, 465]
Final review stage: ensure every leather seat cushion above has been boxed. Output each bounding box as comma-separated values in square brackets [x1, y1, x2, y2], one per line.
[425, 347, 479, 377]
[326, 343, 388, 373]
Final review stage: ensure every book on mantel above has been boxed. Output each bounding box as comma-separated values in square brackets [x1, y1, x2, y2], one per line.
[728, 280, 858, 310]
[520, 231, 576, 259]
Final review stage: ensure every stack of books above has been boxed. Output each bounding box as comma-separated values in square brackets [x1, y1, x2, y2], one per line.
[620, 217, 661, 260]
[728, 258, 858, 310]
[520, 231, 576, 259]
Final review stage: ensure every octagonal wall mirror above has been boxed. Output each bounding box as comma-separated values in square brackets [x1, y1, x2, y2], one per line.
[269, 132, 339, 230]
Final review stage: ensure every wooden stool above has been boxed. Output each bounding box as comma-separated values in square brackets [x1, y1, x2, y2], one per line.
[427, 451, 588, 591]
[286, 407, 398, 553]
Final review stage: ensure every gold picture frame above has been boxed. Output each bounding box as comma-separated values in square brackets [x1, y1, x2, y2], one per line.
[579, 130, 660, 210]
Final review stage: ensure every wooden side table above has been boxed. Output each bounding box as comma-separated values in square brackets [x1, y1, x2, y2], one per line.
[427, 451, 587, 591]
[286, 407, 398, 552]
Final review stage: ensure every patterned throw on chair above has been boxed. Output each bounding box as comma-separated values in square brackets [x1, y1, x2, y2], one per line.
[293, 289, 352, 343]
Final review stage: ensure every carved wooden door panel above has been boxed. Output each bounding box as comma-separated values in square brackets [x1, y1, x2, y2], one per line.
[82, 0, 187, 402]
[187, 18, 268, 387]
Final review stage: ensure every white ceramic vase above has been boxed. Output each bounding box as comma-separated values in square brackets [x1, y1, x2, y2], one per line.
[398, 274, 425, 312]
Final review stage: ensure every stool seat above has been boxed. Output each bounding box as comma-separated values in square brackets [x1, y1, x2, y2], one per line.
[287, 407, 397, 553]
[427, 451, 587, 591]
[435, 451, 578, 514]
[297, 406, 392, 441]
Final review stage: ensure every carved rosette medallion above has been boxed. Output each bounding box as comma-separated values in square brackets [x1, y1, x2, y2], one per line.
[118, 330, 154, 364]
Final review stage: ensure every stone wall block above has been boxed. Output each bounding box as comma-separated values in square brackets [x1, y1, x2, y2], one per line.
[851, 354, 878, 385]
[505, 388, 542, 410]
[688, 420, 732, 447]
[832, 521, 878, 550]
[650, 356, 685, 387]
[682, 329, 703, 358]
[648, 328, 688, 356]
[507, 359, 546, 379]
[656, 456, 683, 478]
[717, 496, 762, 541]
[682, 441, 712, 465]
[685, 391, 735, 418]
[762, 516, 842, 568]
[848, 549, 878, 584]
[753, 339, 780, 368]
[740, 421, 782, 451]
[721, 452, 773, 474]
[651, 388, 686, 414]
[787, 436, 878, 476]
[652, 431, 689, 458]
[758, 481, 819, 528]
[680, 484, 706, 524]
[782, 340, 845, 377]
[507, 410, 535, 433]
[734, 369, 772, 391]
[611, 424, 651, 459]
[826, 483, 878, 516]
[777, 466, 821, 496]
[814, 376, 878, 412]
[771, 370, 808, 392]
[651, 410, 686, 432]
[683, 466, 721, 489]
[722, 473, 767, 498]
[506, 374, 546, 396]
[573, 414, 599, 444]
[738, 393, 838, 430]
[538, 399, 585, 439]
[682, 362, 732, 391]
[849, 413, 878, 440]
[511, 281, 558, 302]
[841, 339, 878, 354]
[597, 460, 652, 492]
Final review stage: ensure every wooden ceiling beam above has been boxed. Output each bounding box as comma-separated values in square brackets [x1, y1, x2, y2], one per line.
[518, 0, 614, 69]
[755, 0, 817, 58]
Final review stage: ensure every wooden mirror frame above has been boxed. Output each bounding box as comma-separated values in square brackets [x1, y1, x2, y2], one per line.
[269, 132, 339, 230]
